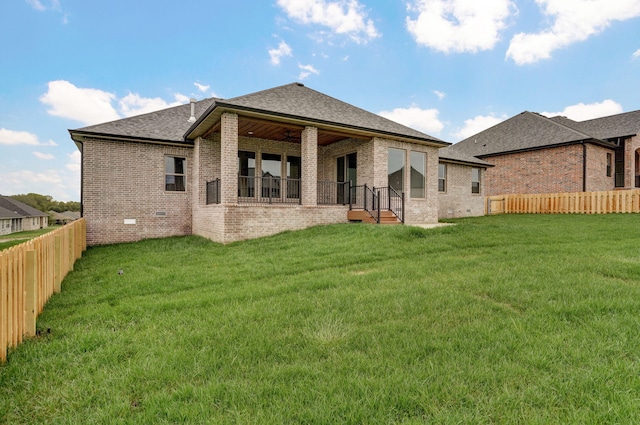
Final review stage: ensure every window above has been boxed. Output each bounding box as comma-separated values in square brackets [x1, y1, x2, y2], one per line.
[438, 163, 447, 192]
[287, 156, 301, 199]
[471, 168, 480, 194]
[615, 144, 625, 187]
[238, 151, 256, 197]
[165, 156, 186, 191]
[262, 153, 282, 199]
[388, 148, 405, 192]
[606, 152, 612, 177]
[410, 151, 426, 198]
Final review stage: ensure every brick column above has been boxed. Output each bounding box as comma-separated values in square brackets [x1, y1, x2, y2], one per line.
[301, 126, 318, 206]
[220, 113, 238, 204]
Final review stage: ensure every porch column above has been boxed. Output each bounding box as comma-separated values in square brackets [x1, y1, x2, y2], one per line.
[301, 126, 318, 206]
[220, 112, 238, 204]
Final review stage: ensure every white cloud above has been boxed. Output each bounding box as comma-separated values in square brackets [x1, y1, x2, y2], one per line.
[0, 128, 57, 146]
[33, 152, 55, 160]
[453, 114, 507, 140]
[26, 0, 47, 11]
[633, 48, 640, 58]
[194, 82, 210, 93]
[433, 90, 446, 100]
[298, 63, 320, 80]
[40, 80, 190, 125]
[507, 0, 640, 65]
[40, 80, 120, 125]
[66, 150, 81, 172]
[277, 0, 379, 43]
[268, 41, 293, 65]
[541, 99, 623, 121]
[119, 92, 187, 117]
[406, 0, 515, 53]
[378, 106, 444, 135]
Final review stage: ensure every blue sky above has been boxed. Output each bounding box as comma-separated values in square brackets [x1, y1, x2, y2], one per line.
[1, 0, 640, 201]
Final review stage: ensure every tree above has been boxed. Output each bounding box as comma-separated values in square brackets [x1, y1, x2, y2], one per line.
[8, 193, 80, 212]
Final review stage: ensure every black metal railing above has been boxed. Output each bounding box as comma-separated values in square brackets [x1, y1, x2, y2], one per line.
[317, 180, 351, 205]
[349, 184, 404, 223]
[238, 175, 301, 204]
[206, 179, 220, 205]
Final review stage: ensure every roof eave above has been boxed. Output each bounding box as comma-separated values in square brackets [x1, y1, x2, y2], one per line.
[69, 129, 193, 147]
[474, 138, 615, 159]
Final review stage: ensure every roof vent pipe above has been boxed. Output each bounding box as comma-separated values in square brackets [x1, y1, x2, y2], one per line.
[188, 98, 197, 123]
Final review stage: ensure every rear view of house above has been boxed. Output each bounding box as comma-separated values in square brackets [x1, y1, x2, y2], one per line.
[70, 83, 454, 245]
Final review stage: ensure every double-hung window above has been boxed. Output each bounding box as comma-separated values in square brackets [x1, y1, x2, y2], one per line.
[410, 152, 426, 198]
[165, 156, 186, 191]
[471, 168, 480, 194]
[438, 163, 447, 192]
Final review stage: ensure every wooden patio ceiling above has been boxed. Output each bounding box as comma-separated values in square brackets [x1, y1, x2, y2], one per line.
[204, 116, 370, 146]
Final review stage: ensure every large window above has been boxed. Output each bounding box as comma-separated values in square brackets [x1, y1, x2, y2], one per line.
[287, 156, 301, 199]
[388, 148, 405, 192]
[410, 151, 426, 198]
[165, 156, 186, 191]
[438, 163, 447, 192]
[238, 151, 256, 197]
[262, 153, 282, 198]
[471, 168, 481, 194]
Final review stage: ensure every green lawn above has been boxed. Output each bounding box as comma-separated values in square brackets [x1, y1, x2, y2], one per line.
[2, 215, 640, 424]
[0, 226, 61, 251]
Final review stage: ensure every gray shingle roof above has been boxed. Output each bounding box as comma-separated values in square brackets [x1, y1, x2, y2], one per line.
[70, 98, 217, 143]
[186, 83, 447, 144]
[0, 205, 22, 220]
[439, 145, 493, 167]
[0, 196, 48, 218]
[554, 110, 640, 140]
[453, 111, 607, 157]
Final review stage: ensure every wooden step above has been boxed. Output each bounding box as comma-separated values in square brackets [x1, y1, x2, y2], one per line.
[347, 210, 401, 224]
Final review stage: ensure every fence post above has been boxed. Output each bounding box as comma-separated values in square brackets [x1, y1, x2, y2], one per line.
[25, 250, 37, 338]
[54, 235, 62, 294]
[1, 253, 7, 363]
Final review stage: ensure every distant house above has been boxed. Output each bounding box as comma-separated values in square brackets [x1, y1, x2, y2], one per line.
[0, 196, 49, 236]
[453, 110, 640, 196]
[70, 83, 491, 245]
[48, 210, 80, 225]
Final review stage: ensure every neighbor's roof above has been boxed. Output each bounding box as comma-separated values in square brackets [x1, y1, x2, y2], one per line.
[186, 83, 447, 145]
[0, 196, 48, 218]
[551, 110, 640, 141]
[0, 205, 22, 220]
[69, 98, 217, 143]
[454, 111, 611, 158]
[439, 145, 493, 167]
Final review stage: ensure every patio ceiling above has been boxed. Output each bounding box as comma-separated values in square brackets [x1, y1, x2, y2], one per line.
[204, 115, 371, 146]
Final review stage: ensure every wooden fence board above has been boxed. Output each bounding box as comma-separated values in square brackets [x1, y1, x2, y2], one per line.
[486, 190, 640, 215]
[1, 219, 85, 363]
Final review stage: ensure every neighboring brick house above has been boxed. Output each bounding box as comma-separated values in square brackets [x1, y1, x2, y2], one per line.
[437, 146, 493, 218]
[0, 196, 49, 236]
[453, 110, 640, 196]
[70, 82, 484, 245]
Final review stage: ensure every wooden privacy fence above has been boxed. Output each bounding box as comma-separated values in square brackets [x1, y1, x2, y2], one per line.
[486, 190, 640, 215]
[0, 219, 86, 363]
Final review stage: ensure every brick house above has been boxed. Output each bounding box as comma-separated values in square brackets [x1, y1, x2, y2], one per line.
[70, 83, 495, 245]
[453, 110, 640, 196]
[0, 196, 49, 236]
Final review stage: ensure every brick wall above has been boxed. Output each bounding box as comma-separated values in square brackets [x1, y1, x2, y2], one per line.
[585, 143, 615, 192]
[625, 135, 640, 188]
[82, 138, 192, 245]
[483, 145, 584, 196]
[438, 162, 485, 218]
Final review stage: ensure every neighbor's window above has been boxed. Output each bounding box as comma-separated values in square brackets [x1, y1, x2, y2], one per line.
[471, 168, 480, 194]
[438, 163, 447, 192]
[165, 156, 186, 191]
[410, 151, 426, 198]
[388, 148, 405, 192]
[606, 153, 612, 177]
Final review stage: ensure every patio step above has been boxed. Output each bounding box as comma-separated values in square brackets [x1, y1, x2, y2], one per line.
[347, 210, 401, 224]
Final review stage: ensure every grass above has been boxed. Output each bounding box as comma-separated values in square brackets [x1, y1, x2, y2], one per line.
[0, 226, 61, 251]
[2, 214, 640, 424]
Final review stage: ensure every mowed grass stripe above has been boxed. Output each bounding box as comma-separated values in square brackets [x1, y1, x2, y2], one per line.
[1, 215, 640, 424]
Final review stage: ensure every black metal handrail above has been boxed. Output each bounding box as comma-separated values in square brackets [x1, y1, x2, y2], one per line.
[350, 184, 404, 223]
[376, 186, 404, 223]
[238, 175, 301, 204]
[318, 180, 351, 205]
[206, 179, 220, 205]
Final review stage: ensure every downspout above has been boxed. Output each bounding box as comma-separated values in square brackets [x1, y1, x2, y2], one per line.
[79, 141, 84, 218]
[582, 142, 587, 192]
